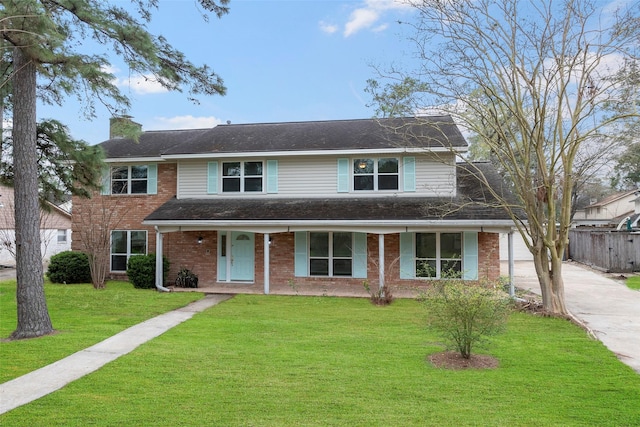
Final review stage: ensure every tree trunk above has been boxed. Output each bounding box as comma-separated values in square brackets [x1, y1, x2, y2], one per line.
[532, 246, 569, 315]
[10, 47, 54, 339]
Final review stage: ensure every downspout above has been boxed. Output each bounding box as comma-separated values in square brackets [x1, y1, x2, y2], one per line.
[155, 227, 171, 292]
[508, 230, 515, 297]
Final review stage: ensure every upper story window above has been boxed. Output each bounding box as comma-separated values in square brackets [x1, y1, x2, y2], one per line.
[111, 165, 148, 194]
[222, 161, 264, 193]
[353, 158, 399, 191]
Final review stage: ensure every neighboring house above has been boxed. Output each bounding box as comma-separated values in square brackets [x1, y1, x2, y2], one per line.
[573, 190, 640, 228]
[71, 116, 518, 293]
[0, 185, 72, 266]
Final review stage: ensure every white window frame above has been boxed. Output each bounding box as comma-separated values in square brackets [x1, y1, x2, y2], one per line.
[308, 231, 353, 277]
[110, 230, 148, 272]
[221, 160, 264, 193]
[415, 232, 463, 279]
[111, 165, 148, 195]
[56, 229, 67, 243]
[352, 157, 399, 191]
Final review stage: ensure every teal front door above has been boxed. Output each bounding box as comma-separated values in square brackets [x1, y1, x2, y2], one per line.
[230, 231, 254, 281]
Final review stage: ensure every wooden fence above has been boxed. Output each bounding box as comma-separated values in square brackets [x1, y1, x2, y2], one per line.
[568, 229, 640, 273]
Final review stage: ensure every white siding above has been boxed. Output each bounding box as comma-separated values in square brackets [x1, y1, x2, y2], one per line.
[176, 153, 457, 199]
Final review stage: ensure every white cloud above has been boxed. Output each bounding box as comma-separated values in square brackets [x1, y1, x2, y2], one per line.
[114, 73, 169, 95]
[319, 20, 339, 34]
[146, 115, 223, 130]
[344, 0, 410, 37]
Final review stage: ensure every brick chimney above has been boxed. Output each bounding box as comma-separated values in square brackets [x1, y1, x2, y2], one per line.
[109, 115, 142, 139]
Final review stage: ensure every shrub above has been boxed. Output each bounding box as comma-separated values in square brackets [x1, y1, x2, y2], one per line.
[126, 254, 170, 289]
[363, 280, 394, 306]
[47, 251, 91, 284]
[420, 280, 512, 359]
[175, 267, 199, 288]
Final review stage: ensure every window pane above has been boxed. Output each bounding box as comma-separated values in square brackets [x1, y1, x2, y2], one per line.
[333, 232, 352, 257]
[111, 166, 128, 180]
[309, 232, 328, 257]
[244, 161, 263, 176]
[310, 259, 329, 276]
[333, 259, 352, 276]
[353, 159, 374, 174]
[130, 180, 147, 194]
[441, 233, 462, 258]
[222, 178, 240, 192]
[220, 234, 227, 257]
[131, 165, 148, 179]
[244, 177, 263, 192]
[378, 175, 398, 190]
[111, 181, 128, 194]
[354, 175, 373, 190]
[111, 255, 127, 272]
[57, 229, 67, 243]
[111, 231, 127, 254]
[378, 158, 398, 173]
[441, 260, 462, 278]
[416, 233, 436, 258]
[222, 162, 241, 176]
[130, 231, 147, 254]
[416, 260, 437, 277]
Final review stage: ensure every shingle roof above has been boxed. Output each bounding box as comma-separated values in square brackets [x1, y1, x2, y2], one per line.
[100, 116, 467, 159]
[144, 163, 519, 224]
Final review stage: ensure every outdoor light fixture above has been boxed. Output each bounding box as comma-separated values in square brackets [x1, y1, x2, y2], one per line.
[197, 236, 203, 244]
[358, 161, 367, 169]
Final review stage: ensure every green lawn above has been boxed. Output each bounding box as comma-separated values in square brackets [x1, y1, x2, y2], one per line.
[0, 279, 202, 382]
[2, 288, 639, 426]
[627, 276, 640, 290]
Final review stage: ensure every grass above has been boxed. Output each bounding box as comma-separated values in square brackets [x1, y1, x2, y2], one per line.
[626, 276, 640, 290]
[0, 279, 202, 382]
[2, 289, 639, 426]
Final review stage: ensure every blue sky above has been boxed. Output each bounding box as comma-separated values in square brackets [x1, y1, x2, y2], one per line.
[37, 0, 418, 144]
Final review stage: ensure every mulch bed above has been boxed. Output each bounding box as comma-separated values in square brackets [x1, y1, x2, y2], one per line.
[428, 351, 499, 370]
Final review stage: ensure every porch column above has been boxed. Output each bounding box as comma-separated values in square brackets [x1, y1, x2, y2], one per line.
[155, 227, 170, 292]
[508, 230, 515, 297]
[379, 234, 385, 291]
[264, 233, 270, 294]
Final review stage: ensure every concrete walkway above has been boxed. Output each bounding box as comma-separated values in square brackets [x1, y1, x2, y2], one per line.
[0, 294, 232, 415]
[504, 261, 640, 374]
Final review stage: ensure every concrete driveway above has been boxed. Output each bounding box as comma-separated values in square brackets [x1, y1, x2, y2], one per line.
[504, 261, 640, 374]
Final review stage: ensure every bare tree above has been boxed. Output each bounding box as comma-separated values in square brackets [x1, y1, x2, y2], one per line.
[74, 195, 128, 290]
[367, 0, 639, 314]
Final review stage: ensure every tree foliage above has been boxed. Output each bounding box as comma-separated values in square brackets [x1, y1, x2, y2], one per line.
[367, 0, 639, 314]
[1, 0, 229, 339]
[1, 119, 104, 204]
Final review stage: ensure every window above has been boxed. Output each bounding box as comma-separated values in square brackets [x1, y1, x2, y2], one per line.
[222, 161, 263, 192]
[353, 158, 399, 191]
[309, 232, 353, 276]
[111, 165, 148, 194]
[415, 232, 462, 278]
[57, 229, 67, 243]
[110, 230, 147, 271]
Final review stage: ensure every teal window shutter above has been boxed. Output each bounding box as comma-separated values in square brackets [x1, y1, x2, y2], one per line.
[463, 231, 479, 280]
[352, 232, 367, 279]
[100, 166, 111, 195]
[403, 157, 416, 192]
[147, 164, 158, 195]
[337, 158, 349, 193]
[207, 161, 218, 194]
[399, 232, 414, 279]
[294, 232, 308, 277]
[266, 160, 278, 193]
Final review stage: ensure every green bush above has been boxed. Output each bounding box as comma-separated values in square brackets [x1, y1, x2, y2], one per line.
[421, 281, 512, 359]
[47, 251, 91, 284]
[126, 254, 170, 289]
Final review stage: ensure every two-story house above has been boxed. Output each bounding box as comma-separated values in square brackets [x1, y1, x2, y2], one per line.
[71, 116, 516, 294]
